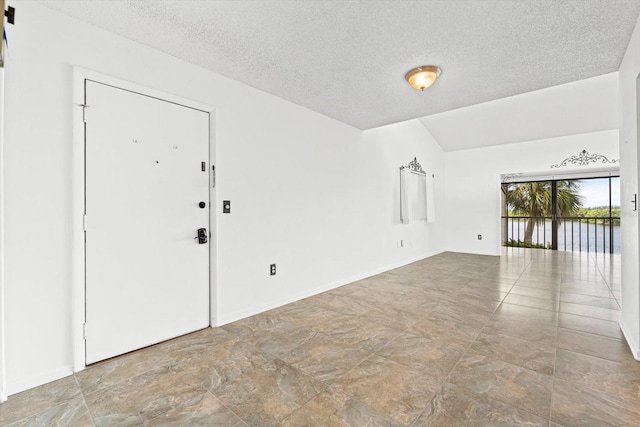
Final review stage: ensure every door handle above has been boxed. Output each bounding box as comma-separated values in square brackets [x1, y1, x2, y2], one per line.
[195, 228, 208, 244]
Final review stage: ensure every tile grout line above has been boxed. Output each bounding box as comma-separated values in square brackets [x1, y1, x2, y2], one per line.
[204, 388, 249, 426]
[3, 250, 630, 425]
[73, 373, 97, 427]
[548, 300, 559, 427]
[438, 252, 558, 422]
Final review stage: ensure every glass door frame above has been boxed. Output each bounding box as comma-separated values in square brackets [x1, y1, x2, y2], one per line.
[502, 175, 620, 254]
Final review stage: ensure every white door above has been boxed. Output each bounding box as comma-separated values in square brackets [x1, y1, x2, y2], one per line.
[84, 80, 210, 364]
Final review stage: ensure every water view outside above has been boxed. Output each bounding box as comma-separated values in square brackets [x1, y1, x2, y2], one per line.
[502, 177, 620, 254]
[504, 219, 621, 254]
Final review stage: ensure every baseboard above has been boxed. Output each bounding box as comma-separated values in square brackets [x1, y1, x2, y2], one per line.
[445, 247, 501, 256]
[619, 318, 640, 361]
[6, 366, 73, 397]
[216, 249, 444, 326]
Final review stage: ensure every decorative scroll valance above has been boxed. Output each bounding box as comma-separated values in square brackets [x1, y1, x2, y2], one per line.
[401, 157, 426, 175]
[551, 149, 618, 169]
[501, 173, 524, 183]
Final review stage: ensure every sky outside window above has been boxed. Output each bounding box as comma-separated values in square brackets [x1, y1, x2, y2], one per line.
[577, 177, 620, 208]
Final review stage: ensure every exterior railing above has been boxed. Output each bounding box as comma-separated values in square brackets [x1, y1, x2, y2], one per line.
[501, 216, 620, 254]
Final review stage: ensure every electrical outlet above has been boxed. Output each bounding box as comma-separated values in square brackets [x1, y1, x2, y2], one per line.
[477, 234, 482, 240]
[270, 264, 276, 276]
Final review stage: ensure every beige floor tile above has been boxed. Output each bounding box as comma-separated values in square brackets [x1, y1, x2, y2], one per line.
[515, 278, 562, 289]
[481, 317, 558, 346]
[560, 292, 620, 310]
[279, 390, 403, 427]
[212, 359, 325, 427]
[503, 293, 560, 311]
[3, 398, 91, 427]
[468, 332, 556, 375]
[145, 392, 245, 426]
[310, 292, 383, 317]
[357, 302, 432, 331]
[558, 312, 623, 339]
[551, 378, 640, 427]
[347, 286, 437, 320]
[332, 355, 438, 425]
[414, 382, 548, 427]
[172, 336, 275, 392]
[554, 349, 640, 401]
[465, 279, 515, 291]
[76, 342, 176, 395]
[0, 376, 81, 425]
[447, 354, 553, 418]
[83, 364, 208, 423]
[3, 249, 634, 426]
[410, 306, 489, 350]
[442, 294, 502, 313]
[559, 301, 620, 322]
[281, 333, 373, 383]
[561, 284, 615, 298]
[312, 313, 403, 352]
[454, 285, 509, 303]
[508, 285, 561, 301]
[492, 302, 559, 326]
[329, 293, 401, 317]
[223, 316, 318, 359]
[556, 328, 631, 364]
[375, 330, 464, 379]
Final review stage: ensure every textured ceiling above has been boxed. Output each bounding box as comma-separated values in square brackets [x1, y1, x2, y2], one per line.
[37, 0, 640, 131]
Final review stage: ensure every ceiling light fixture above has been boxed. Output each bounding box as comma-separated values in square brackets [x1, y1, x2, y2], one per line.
[405, 65, 441, 91]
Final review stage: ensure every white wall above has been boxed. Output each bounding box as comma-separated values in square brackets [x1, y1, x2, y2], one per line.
[421, 73, 618, 151]
[1, 1, 445, 395]
[445, 130, 619, 255]
[618, 12, 640, 359]
[218, 117, 446, 323]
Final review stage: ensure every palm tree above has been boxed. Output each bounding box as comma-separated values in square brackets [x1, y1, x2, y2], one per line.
[504, 180, 583, 244]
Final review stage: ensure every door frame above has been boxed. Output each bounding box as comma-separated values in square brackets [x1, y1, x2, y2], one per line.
[0, 66, 6, 402]
[71, 68, 218, 372]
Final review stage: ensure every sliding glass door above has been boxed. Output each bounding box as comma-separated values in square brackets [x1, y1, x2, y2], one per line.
[502, 176, 620, 254]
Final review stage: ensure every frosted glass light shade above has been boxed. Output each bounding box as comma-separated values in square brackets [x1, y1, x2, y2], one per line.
[405, 66, 441, 91]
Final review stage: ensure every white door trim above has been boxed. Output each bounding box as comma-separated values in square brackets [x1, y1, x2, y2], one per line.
[72, 67, 218, 372]
[0, 67, 7, 402]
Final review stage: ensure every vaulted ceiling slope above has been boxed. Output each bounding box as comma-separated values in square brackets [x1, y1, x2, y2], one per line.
[420, 72, 619, 151]
[38, 0, 640, 131]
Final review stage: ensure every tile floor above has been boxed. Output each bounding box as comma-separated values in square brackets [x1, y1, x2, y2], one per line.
[1, 248, 638, 426]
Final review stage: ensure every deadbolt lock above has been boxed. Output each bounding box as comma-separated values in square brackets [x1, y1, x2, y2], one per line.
[195, 228, 208, 244]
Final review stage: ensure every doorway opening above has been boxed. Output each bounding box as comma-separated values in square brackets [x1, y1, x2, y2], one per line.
[501, 176, 620, 254]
